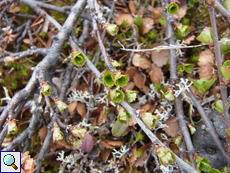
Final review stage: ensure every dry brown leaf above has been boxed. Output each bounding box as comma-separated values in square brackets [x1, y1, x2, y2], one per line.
[142, 18, 154, 35]
[38, 126, 47, 143]
[68, 101, 78, 114]
[115, 13, 134, 26]
[47, 31, 57, 48]
[174, 4, 187, 19]
[198, 49, 215, 66]
[31, 17, 44, 27]
[132, 53, 151, 69]
[101, 148, 112, 162]
[151, 49, 169, 67]
[128, 147, 138, 166]
[133, 72, 146, 89]
[163, 116, 179, 137]
[199, 65, 216, 80]
[8, 6, 21, 13]
[141, 103, 156, 113]
[152, 7, 163, 23]
[76, 102, 86, 119]
[128, 117, 137, 128]
[101, 139, 124, 149]
[184, 35, 196, 45]
[24, 159, 37, 173]
[21, 151, 37, 173]
[129, 1, 137, 14]
[23, 38, 31, 45]
[135, 150, 148, 167]
[123, 81, 136, 90]
[126, 67, 138, 79]
[97, 106, 109, 126]
[148, 66, 163, 83]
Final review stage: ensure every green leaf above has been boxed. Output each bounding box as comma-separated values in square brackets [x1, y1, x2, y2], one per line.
[225, 128, 230, 137]
[156, 146, 175, 166]
[134, 15, 143, 33]
[189, 78, 216, 95]
[112, 120, 129, 137]
[136, 147, 145, 157]
[110, 90, 125, 103]
[41, 82, 53, 96]
[177, 65, 184, 76]
[220, 60, 230, 80]
[196, 157, 211, 172]
[173, 136, 182, 147]
[72, 51, 86, 67]
[74, 27, 81, 37]
[221, 167, 229, 173]
[159, 17, 166, 26]
[220, 38, 230, 54]
[71, 127, 87, 139]
[104, 23, 119, 36]
[184, 64, 194, 73]
[141, 112, 158, 129]
[177, 24, 190, 37]
[136, 132, 145, 141]
[167, 3, 179, 15]
[196, 27, 214, 45]
[162, 90, 175, 101]
[214, 100, 224, 113]
[115, 74, 129, 87]
[117, 107, 131, 123]
[103, 71, 115, 87]
[111, 60, 122, 68]
[125, 90, 137, 103]
[210, 168, 222, 173]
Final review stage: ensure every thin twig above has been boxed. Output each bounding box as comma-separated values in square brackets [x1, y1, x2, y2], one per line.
[188, 88, 230, 163]
[162, 0, 196, 168]
[209, 5, 230, 155]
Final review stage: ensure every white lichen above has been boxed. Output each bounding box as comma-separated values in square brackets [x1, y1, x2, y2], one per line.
[112, 145, 130, 159]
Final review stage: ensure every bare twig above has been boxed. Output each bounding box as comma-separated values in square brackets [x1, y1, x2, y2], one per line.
[188, 88, 230, 163]
[162, 0, 196, 168]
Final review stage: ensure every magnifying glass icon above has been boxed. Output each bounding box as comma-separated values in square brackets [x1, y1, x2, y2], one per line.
[3, 154, 18, 170]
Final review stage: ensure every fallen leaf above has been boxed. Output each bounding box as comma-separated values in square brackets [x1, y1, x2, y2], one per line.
[101, 148, 112, 162]
[163, 116, 179, 137]
[8, 6, 21, 13]
[23, 38, 31, 45]
[127, 147, 138, 167]
[132, 53, 152, 69]
[148, 66, 164, 83]
[126, 67, 139, 79]
[135, 150, 148, 167]
[197, 49, 214, 66]
[38, 126, 47, 143]
[129, 1, 137, 14]
[68, 101, 78, 114]
[115, 13, 134, 26]
[174, 4, 187, 19]
[101, 139, 124, 149]
[76, 102, 86, 119]
[24, 159, 37, 173]
[97, 106, 109, 126]
[123, 81, 136, 90]
[128, 117, 137, 128]
[184, 35, 196, 45]
[152, 7, 163, 23]
[142, 18, 154, 35]
[81, 133, 94, 153]
[199, 65, 216, 80]
[133, 72, 146, 89]
[151, 49, 169, 67]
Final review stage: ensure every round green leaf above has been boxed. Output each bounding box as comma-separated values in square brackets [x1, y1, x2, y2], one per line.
[116, 75, 129, 87]
[103, 71, 115, 87]
[72, 51, 86, 67]
[167, 3, 179, 15]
